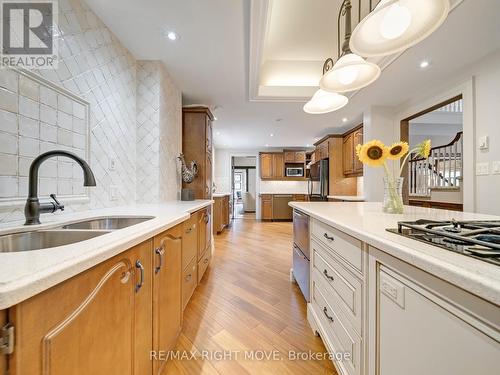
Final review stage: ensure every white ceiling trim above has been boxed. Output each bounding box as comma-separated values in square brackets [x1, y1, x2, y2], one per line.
[249, 0, 464, 103]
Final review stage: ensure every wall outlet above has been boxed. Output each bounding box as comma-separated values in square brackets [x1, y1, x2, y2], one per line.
[110, 185, 118, 201]
[109, 157, 116, 171]
[492, 161, 500, 175]
[476, 162, 490, 176]
[478, 136, 489, 150]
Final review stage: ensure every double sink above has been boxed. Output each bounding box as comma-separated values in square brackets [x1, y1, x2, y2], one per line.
[0, 216, 154, 253]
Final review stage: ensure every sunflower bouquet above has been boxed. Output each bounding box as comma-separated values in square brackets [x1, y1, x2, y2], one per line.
[356, 139, 431, 213]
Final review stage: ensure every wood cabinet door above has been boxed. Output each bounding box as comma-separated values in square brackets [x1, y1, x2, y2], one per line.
[260, 153, 273, 179]
[261, 197, 273, 220]
[343, 133, 354, 175]
[0, 310, 6, 374]
[197, 208, 209, 260]
[182, 214, 198, 269]
[205, 118, 212, 155]
[153, 226, 182, 375]
[273, 153, 284, 178]
[213, 198, 223, 234]
[295, 151, 306, 163]
[10, 241, 153, 375]
[353, 129, 363, 174]
[205, 153, 212, 199]
[284, 151, 295, 163]
[222, 197, 229, 226]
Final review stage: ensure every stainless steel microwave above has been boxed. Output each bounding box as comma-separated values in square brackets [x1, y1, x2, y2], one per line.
[286, 167, 304, 177]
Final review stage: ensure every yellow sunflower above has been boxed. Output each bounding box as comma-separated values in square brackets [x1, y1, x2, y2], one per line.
[357, 140, 389, 167]
[416, 139, 431, 158]
[387, 142, 409, 160]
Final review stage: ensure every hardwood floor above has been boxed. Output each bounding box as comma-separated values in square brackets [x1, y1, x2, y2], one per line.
[164, 218, 337, 375]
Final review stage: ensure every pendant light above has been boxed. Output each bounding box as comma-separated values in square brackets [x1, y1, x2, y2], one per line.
[320, 0, 381, 93]
[303, 89, 348, 114]
[350, 0, 450, 57]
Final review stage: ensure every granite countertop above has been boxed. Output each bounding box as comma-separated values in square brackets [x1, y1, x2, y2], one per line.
[289, 201, 500, 306]
[327, 195, 365, 202]
[0, 200, 212, 309]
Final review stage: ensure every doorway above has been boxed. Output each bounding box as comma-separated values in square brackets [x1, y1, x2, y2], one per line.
[231, 156, 257, 219]
[401, 95, 464, 211]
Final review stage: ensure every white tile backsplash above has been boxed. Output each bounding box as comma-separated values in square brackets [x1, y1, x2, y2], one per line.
[0, 132, 18, 155]
[0, 87, 18, 113]
[0, 154, 17, 176]
[19, 96, 40, 120]
[0, 0, 182, 223]
[19, 76, 39, 101]
[19, 116, 40, 138]
[0, 110, 17, 134]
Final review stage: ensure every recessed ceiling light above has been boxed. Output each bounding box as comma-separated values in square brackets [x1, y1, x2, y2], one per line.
[265, 144, 269, 147]
[342, 117, 348, 122]
[270, 133, 274, 137]
[306, 144, 310, 147]
[214, 117, 218, 121]
[166, 31, 178, 41]
[216, 131, 220, 136]
[420, 60, 430, 69]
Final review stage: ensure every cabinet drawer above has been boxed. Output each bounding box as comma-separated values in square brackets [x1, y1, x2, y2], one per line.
[312, 219, 363, 273]
[182, 257, 197, 310]
[312, 281, 362, 375]
[312, 243, 363, 334]
[182, 214, 198, 269]
[198, 248, 211, 283]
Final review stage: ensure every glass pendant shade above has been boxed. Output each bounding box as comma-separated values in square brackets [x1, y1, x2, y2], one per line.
[349, 0, 450, 57]
[303, 89, 348, 114]
[320, 54, 381, 93]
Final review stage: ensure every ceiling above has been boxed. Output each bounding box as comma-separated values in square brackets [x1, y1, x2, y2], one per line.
[85, 0, 500, 149]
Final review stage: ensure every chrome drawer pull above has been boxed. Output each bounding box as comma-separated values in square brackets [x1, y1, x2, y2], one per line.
[323, 307, 334, 322]
[323, 269, 334, 281]
[135, 260, 144, 293]
[324, 233, 334, 241]
[154, 247, 164, 274]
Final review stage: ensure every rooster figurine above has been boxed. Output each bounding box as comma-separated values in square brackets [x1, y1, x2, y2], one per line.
[178, 153, 198, 184]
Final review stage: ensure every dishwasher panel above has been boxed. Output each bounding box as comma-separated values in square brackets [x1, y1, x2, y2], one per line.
[272, 195, 293, 220]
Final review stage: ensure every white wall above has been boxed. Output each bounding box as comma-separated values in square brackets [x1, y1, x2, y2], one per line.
[362, 106, 397, 202]
[384, 48, 500, 214]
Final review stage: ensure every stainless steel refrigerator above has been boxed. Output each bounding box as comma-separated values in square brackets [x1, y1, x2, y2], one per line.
[308, 159, 329, 201]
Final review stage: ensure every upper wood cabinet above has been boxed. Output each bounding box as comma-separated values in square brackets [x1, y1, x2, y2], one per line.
[260, 153, 274, 179]
[315, 140, 329, 161]
[273, 153, 284, 178]
[343, 125, 363, 177]
[260, 152, 284, 179]
[182, 107, 214, 199]
[153, 226, 182, 375]
[9, 241, 153, 375]
[284, 151, 306, 163]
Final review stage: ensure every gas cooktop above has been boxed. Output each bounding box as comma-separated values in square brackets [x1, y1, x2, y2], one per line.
[387, 219, 500, 266]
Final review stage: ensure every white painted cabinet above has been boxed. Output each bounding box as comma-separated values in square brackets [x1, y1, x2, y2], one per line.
[370, 249, 500, 375]
[306, 218, 500, 375]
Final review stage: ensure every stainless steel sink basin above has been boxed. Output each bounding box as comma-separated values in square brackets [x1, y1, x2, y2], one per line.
[59, 216, 154, 230]
[0, 230, 110, 253]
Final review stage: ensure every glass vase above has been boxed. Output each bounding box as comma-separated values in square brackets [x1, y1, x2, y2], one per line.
[383, 177, 404, 214]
